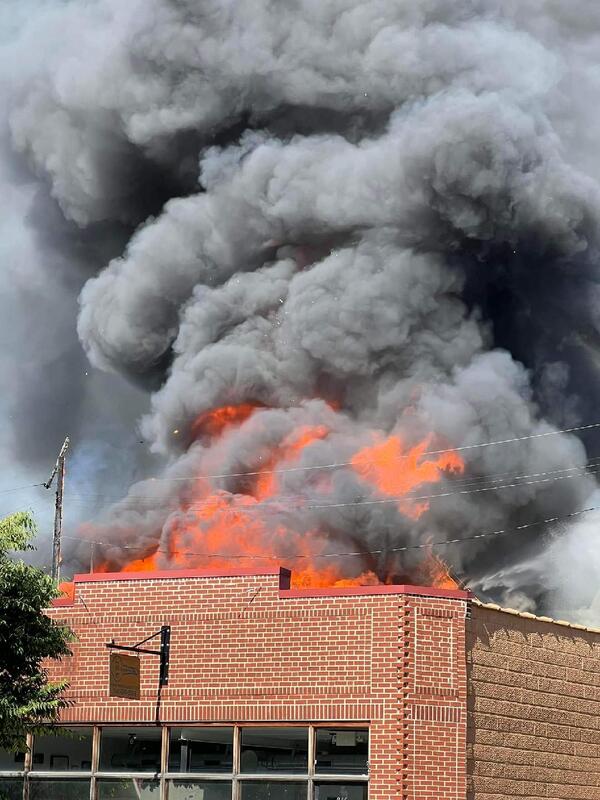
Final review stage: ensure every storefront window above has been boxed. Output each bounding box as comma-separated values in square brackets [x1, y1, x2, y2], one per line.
[168, 780, 233, 799]
[314, 730, 368, 775]
[313, 784, 367, 800]
[32, 728, 93, 771]
[97, 778, 160, 798]
[11, 724, 367, 800]
[99, 728, 162, 772]
[0, 779, 23, 800]
[240, 729, 308, 774]
[29, 779, 91, 799]
[0, 750, 24, 772]
[240, 782, 307, 800]
[168, 728, 233, 773]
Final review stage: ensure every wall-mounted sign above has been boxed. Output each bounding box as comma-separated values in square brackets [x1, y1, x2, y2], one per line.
[109, 652, 140, 700]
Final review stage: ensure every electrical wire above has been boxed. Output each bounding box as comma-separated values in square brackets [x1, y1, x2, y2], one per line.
[61, 503, 600, 561]
[1, 420, 598, 503]
[86, 420, 600, 487]
[60, 456, 600, 502]
[59, 460, 600, 511]
[0, 482, 45, 496]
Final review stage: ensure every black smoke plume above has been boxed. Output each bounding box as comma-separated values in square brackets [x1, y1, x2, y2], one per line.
[4, 0, 600, 621]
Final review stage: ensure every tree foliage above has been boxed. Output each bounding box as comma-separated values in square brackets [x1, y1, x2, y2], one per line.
[0, 512, 72, 751]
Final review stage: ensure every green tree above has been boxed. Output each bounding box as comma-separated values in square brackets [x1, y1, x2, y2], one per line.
[0, 512, 72, 751]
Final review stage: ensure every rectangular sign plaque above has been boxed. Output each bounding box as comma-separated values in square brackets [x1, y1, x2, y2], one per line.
[109, 652, 141, 700]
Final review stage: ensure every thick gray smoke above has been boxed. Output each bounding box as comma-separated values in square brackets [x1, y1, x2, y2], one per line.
[5, 0, 600, 620]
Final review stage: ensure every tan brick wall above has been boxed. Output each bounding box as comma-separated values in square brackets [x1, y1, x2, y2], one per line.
[467, 604, 600, 800]
[45, 568, 470, 800]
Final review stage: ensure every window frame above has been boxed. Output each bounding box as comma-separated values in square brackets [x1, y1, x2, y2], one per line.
[168, 725, 235, 775]
[28, 725, 95, 778]
[0, 724, 369, 800]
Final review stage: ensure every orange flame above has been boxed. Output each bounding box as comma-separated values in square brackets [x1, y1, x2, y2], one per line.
[190, 403, 261, 440]
[255, 425, 329, 499]
[351, 434, 464, 518]
[120, 553, 160, 572]
[96, 405, 465, 590]
[57, 580, 75, 602]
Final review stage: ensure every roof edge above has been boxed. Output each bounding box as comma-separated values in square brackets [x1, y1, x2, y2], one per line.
[72, 566, 283, 584]
[51, 566, 471, 606]
[472, 598, 600, 635]
[279, 583, 471, 600]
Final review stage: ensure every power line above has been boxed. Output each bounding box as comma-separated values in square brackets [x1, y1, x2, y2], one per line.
[4, 420, 595, 509]
[300, 466, 600, 512]
[0, 482, 45, 496]
[101, 420, 600, 486]
[62, 504, 600, 562]
[60, 460, 600, 511]
[60, 455, 600, 502]
[1, 420, 598, 503]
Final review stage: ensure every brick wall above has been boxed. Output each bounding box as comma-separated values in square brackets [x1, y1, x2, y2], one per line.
[45, 568, 470, 800]
[467, 602, 600, 799]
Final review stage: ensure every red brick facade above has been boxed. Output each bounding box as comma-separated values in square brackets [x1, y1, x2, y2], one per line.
[45, 568, 470, 800]
[39, 567, 600, 799]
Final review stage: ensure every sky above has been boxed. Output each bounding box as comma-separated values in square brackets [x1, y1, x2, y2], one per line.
[0, 1, 159, 565]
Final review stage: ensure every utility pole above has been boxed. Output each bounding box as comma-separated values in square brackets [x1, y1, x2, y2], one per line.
[44, 437, 70, 583]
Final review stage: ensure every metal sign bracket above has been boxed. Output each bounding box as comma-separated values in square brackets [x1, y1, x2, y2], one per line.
[105, 625, 171, 687]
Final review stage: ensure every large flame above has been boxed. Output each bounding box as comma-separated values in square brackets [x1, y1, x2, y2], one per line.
[352, 435, 464, 518]
[95, 404, 465, 589]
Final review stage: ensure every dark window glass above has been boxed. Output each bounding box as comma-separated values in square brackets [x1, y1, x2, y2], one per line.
[314, 730, 368, 775]
[0, 779, 23, 800]
[99, 728, 161, 772]
[29, 779, 91, 799]
[168, 728, 233, 773]
[97, 779, 160, 799]
[240, 729, 308, 774]
[313, 784, 367, 800]
[32, 728, 93, 771]
[169, 780, 232, 800]
[240, 782, 306, 800]
[0, 750, 24, 772]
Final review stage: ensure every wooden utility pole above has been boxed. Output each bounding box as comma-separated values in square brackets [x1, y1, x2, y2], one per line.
[44, 437, 70, 583]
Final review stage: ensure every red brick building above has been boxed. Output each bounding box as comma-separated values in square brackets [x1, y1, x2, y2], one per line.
[0, 567, 598, 800]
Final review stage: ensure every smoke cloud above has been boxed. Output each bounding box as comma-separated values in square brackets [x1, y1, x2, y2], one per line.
[4, 0, 600, 620]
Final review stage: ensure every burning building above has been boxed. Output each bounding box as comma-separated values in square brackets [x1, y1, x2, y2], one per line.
[0, 566, 598, 799]
[4, 1, 600, 793]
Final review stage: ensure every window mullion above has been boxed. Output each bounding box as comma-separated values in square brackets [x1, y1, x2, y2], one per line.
[160, 726, 169, 800]
[91, 727, 100, 775]
[307, 725, 315, 800]
[308, 727, 315, 779]
[90, 725, 100, 800]
[232, 725, 241, 800]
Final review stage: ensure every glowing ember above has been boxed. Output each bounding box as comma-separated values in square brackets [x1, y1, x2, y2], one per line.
[96, 404, 465, 590]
